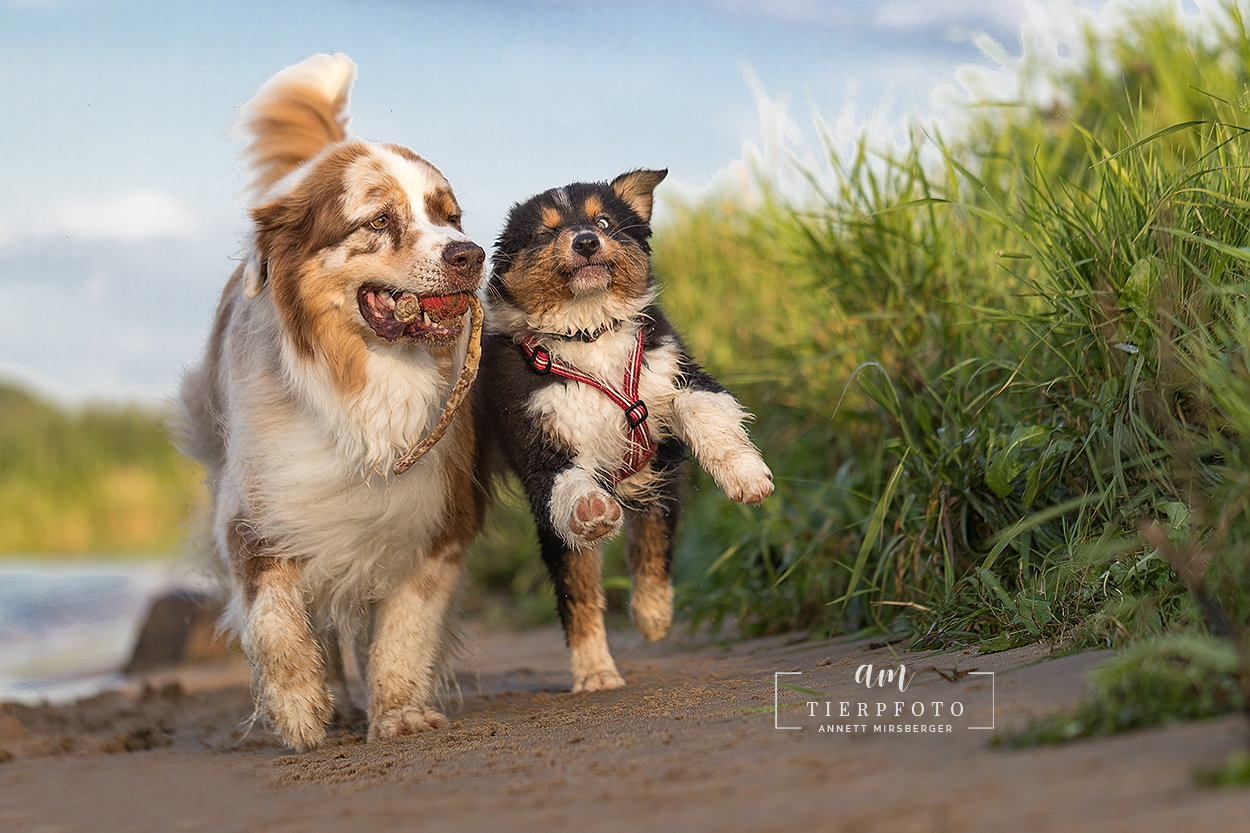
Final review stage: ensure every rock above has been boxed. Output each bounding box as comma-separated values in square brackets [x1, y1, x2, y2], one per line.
[0, 716, 27, 741]
[124, 591, 236, 674]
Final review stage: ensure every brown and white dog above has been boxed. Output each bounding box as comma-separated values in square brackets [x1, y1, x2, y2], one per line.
[178, 54, 486, 750]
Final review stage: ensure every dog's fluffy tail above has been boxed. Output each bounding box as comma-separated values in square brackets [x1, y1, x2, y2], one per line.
[235, 53, 356, 203]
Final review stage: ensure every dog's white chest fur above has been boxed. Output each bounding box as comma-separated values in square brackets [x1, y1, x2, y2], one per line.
[279, 329, 461, 475]
[524, 326, 682, 488]
[212, 302, 467, 616]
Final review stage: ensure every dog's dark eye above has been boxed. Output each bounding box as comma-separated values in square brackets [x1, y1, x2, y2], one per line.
[447, 213, 462, 228]
[595, 217, 610, 230]
[368, 214, 389, 231]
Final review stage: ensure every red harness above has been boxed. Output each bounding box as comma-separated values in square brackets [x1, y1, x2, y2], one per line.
[519, 327, 656, 484]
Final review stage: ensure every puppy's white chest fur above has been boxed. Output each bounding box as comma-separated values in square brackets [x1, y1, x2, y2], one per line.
[524, 326, 682, 485]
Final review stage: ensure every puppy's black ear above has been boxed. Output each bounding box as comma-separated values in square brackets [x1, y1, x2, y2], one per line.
[610, 169, 668, 223]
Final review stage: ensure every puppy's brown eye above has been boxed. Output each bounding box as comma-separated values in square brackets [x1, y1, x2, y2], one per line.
[595, 216, 610, 230]
[447, 214, 462, 228]
[368, 214, 389, 231]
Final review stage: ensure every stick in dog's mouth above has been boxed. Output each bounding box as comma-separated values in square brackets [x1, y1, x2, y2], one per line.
[391, 294, 483, 475]
[357, 285, 472, 343]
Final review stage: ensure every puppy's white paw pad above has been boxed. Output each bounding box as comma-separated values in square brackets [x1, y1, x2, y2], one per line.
[568, 490, 623, 544]
[368, 705, 449, 741]
[573, 668, 626, 693]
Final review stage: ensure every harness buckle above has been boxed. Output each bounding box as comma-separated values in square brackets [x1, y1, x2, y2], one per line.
[625, 400, 649, 429]
[529, 346, 553, 374]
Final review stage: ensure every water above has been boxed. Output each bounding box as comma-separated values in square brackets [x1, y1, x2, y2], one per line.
[0, 559, 178, 704]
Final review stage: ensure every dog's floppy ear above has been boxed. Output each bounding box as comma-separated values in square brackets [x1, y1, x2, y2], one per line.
[242, 251, 268, 299]
[610, 169, 668, 223]
[243, 199, 284, 299]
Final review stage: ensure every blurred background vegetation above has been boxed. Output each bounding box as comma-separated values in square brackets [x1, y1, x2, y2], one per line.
[9, 3, 1250, 676]
[0, 384, 200, 555]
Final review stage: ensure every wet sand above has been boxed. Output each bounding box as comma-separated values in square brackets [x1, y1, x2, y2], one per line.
[2, 623, 1248, 832]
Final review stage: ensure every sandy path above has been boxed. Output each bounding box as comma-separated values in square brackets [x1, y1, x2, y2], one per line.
[1, 624, 1248, 832]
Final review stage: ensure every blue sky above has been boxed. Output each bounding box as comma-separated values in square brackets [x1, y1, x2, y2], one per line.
[0, 0, 1101, 403]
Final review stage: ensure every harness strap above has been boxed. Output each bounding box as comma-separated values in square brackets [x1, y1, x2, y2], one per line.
[519, 327, 656, 484]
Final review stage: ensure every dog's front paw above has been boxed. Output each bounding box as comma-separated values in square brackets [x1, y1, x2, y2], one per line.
[368, 705, 449, 742]
[713, 449, 774, 505]
[263, 682, 333, 752]
[573, 667, 626, 693]
[568, 490, 623, 545]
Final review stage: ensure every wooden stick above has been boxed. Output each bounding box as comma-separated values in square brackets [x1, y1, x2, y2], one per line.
[393, 295, 483, 475]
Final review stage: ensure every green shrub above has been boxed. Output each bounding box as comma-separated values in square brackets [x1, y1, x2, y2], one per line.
[658, 1, 1250, 648]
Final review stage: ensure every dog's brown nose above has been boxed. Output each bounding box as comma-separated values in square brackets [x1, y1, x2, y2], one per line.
[442, 240, 485, 279]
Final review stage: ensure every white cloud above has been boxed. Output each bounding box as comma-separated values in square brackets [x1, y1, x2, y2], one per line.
[665, 0, 1128, 216]
[705, 0, 857, 28]
[0, 361, 176, 409]
[872, 0, 1022, 32]
[54, 190, 198, 241]
[703, 0, 1030, 33]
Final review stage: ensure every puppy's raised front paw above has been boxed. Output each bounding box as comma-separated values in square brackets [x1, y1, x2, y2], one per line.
[714, 450, 774, 506]
[368, 704, 449, 742]
[568, 490, 623, 545]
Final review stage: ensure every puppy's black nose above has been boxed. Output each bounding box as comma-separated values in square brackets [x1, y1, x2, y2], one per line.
[442, 241, 485, 276]
[572, 231, 600, 258]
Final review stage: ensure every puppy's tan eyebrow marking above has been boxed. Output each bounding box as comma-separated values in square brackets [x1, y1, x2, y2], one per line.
[583, 194, 603, 217]
[540, 206, 562, 228]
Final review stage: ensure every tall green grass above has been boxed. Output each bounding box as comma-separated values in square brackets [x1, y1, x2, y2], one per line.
[657, 1, 1250, 650]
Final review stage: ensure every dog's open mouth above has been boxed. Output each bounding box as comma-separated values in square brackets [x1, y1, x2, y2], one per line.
[569, 264, 612, 293]
[357, 285, 471, 343]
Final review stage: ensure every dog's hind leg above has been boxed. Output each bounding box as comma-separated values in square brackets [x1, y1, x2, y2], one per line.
[364, 549, 464, 741]
[352, 603, 374, 697]
[625, 497, 679, 642]
[320, 630, 365, 727]
[233, 541, 332, 751]
[539, 526, 625, 692]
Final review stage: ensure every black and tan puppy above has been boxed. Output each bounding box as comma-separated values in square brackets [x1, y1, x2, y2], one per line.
[479, 169, 773, 692]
